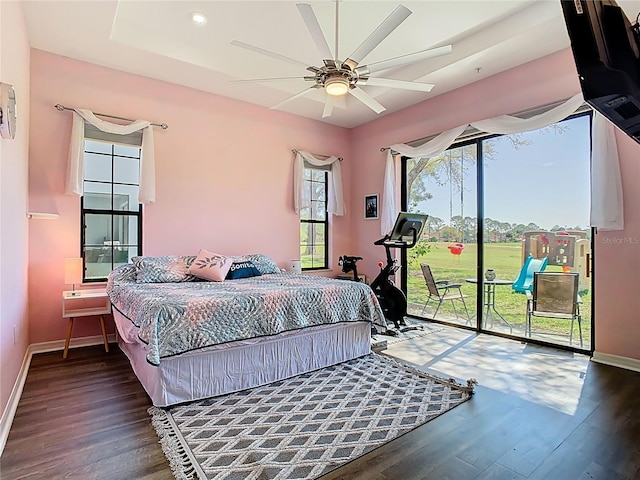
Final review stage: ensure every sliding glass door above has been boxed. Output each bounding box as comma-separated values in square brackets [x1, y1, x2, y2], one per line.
[405, 113, 592, 352]
[404, 142, 478, 328]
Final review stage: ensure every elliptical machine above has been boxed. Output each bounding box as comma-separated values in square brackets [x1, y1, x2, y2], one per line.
[370, 212, 429, 333]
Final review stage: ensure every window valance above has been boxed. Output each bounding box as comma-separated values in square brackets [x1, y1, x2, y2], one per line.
[381, 93, 623, 233]
[294, 150, 345, 216]
[65, 109, 156, 204]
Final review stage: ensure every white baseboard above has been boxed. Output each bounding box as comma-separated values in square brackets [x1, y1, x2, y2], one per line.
[591, 351, 640, 373]
[30, 333, 116, 354]
[0, 346, 32, 458]
[0, 334, 116, 457]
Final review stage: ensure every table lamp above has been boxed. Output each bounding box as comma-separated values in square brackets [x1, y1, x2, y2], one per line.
[64, 257, 83, 295]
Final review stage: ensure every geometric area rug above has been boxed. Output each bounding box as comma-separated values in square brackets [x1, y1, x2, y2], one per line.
[149, 353, 477, 480]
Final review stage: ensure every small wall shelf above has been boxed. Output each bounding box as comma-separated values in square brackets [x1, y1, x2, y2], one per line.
[27, 212, 59, 220]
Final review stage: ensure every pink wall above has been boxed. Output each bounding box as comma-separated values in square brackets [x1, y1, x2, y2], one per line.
[26, 46, 640, 363]
[593, 130, 640, 360]
[28, 49, 354, 345]
[0, 2, 30, 424]
[350, 48, 640, 361]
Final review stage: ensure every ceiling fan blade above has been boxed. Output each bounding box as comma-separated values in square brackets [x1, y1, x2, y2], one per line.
[231, 76, 308, 83]
[332, 94, 347, 110]
[348, 87, 386, 114]
[359, 77, 434, 92]
[231, 40, 310, 69]
[297, 3, 333, 60]
[270, 86, 318, 110]
[356, 45, 453, 75]
[322, 95, 336, 118]
[343, 5, 412, 70]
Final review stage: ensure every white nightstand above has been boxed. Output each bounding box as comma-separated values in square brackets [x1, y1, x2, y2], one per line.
[62, 290, 111, 359]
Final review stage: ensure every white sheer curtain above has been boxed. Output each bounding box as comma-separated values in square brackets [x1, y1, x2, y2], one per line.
[381, 93, 623, 233]
[382, 125, 468, 233]
[65, 109, 156, 204]
[381, 151, 398, 235]
[293, 150, 345, 216]
[590, 112, 623, 230]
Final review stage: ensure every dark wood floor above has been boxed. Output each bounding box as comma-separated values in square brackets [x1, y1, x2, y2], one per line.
[2, 324, 640, 480]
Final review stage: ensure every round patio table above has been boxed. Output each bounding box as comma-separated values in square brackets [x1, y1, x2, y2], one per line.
[465, 278, 514, 333]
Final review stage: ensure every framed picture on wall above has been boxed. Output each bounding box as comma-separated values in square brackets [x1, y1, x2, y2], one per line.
[364, 194, 379, 220]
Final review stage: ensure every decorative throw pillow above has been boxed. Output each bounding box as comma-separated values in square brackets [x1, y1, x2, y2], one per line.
[225, 260, 263, 280]
[238, 254, 280, 275]
[132, 255, 195, 283]
[188, 250, 232, 282]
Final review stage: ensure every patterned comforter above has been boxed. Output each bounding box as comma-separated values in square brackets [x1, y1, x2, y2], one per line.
[107, 264, 385, 366]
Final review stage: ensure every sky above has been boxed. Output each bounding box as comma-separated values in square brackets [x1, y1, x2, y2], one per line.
[416, 114, 591, 231]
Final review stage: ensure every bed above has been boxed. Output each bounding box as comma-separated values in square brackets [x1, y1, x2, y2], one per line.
[106, 254, 385, 407]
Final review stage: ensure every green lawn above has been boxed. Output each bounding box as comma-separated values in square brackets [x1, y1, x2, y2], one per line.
[406, 242, 591, 347]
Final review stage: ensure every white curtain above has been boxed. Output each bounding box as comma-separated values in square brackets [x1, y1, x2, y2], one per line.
[65, 109, 156, 204]
[590, 112, 623, 230]
[381, 93, 623, 232]
[382, 125, 468, 234]
[381, 151, 398, 235]
[293, 150, 345, 216]
[469, 94, 584, 134]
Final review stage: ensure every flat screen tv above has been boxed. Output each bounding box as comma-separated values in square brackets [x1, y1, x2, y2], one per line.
[560, 0, 640, 145]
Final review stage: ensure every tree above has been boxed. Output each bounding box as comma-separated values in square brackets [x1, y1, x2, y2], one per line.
[484, 218, 498, 242]
[425, 216, 444, 240]
[406, 239, 430, 270]
[439, 226, 459, 242]
[405, 133, 532, 215]
[462, 216, 477, 243]
[301, 171, 327, 256]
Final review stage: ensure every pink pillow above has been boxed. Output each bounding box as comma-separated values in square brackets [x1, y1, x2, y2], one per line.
[188, 250, 232, 282]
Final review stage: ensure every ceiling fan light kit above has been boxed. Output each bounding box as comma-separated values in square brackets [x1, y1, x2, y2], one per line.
[232, 2, 452, 117]
[325, 76, 349, 96]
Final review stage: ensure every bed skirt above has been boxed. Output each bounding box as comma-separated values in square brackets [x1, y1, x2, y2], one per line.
[114, 310, 372, 406]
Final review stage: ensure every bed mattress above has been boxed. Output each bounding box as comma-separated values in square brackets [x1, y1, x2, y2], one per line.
[108, 264, 384, 366]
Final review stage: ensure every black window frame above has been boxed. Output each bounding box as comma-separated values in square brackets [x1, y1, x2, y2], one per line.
[80, 141, 143, 283]
[400, 110, 594, 354]
[300, 167, 329, 271]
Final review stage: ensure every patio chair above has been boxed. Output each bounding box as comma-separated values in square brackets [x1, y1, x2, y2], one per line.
[512, 255, 548, 293]
[525, 272, 583, 347]
[420, 264, 470, 323]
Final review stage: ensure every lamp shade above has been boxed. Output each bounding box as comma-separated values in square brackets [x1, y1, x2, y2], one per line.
[64, 258, 83, 285]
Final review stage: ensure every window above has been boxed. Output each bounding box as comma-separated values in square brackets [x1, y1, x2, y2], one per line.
[300, 166, 328, 270]
[81, 139, 142, 282]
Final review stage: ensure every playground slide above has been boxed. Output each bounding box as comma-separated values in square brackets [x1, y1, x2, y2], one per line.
[512, 255, 548, 293]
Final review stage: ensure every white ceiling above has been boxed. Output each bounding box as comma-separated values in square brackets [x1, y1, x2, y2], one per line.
[21, 0, 581, 128]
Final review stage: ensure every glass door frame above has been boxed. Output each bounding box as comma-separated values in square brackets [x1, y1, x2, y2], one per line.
[400, 112, 595, 355]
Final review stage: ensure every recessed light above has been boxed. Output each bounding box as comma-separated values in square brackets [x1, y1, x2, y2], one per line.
[191, 12, 207, 25]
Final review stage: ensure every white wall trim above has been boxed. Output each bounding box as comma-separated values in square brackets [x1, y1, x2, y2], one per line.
[591, 351, 640, 373]
[0, 334, 116, 457]
[30, 333, 116, 354]
[0, 346, 32, 458]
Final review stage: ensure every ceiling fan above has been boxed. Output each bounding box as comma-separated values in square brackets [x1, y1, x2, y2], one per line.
[231, 2, 452, 118]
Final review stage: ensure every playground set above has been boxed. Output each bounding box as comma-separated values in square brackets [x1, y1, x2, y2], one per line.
[444, 230, 590, 293]
[519, 230, 590, 292]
